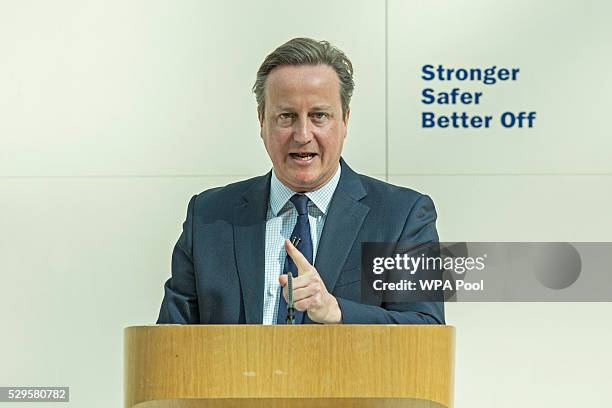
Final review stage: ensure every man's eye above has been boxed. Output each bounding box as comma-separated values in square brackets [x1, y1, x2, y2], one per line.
[313, 112, 328, 120]
[279, 113, 294, 120]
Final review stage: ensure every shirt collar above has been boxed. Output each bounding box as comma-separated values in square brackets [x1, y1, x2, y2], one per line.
[269, 163, 342, 217]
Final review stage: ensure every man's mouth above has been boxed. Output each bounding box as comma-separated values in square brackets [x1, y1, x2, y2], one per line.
[289, 153, 317, 161]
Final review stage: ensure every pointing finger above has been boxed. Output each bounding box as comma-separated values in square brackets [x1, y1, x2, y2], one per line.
[284, 239, 312, 275]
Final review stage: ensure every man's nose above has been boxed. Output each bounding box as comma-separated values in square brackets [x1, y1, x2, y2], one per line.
[292, 117, 313, 144]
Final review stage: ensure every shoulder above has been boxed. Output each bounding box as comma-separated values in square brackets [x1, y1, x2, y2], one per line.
[347, 173, 437, 232]
[188, 174, 269, 216]
[359, 174, 424, 199]
[348, 171, 438, 240]
[353, 172, 434, 211]
[338, 159, 436, 219]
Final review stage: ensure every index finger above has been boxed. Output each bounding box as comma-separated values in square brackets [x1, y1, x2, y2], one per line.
[284, 239, 312, 274]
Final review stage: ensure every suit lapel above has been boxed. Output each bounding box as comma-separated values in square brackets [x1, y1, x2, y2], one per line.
[233, 173, 270, 324]
[314, 160, 369, 293]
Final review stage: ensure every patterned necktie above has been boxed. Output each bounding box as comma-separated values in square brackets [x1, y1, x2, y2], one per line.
[277, 194, 313, 324]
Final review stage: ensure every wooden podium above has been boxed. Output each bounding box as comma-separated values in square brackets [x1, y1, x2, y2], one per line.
[124, 325, 454, 408]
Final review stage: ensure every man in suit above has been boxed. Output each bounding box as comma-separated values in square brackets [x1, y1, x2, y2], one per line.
[157, 38, 444, 325]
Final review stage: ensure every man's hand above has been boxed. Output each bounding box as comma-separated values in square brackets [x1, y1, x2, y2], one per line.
[278, 239, 342, 324]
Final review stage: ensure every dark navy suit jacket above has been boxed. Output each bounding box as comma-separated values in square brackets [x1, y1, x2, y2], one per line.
[157, 159, 444, 324]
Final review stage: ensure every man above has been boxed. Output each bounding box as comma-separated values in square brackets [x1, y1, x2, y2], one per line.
[157, 38, 444, 325]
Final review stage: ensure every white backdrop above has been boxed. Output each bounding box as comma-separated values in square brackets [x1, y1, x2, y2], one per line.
[1, 1, 611, 407]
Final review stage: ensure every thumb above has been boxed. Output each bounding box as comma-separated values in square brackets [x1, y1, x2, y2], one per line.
[278, 274, 288, 287]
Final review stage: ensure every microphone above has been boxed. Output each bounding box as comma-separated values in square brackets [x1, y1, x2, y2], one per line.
[286, 236, 301, 324]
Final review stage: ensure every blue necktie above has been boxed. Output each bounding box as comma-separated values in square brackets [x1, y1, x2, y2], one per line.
[277, 194, 313, 324]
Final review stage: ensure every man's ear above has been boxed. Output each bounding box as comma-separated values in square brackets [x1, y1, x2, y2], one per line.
[343, 107, 351, 137]
[257, 109, 264, 138]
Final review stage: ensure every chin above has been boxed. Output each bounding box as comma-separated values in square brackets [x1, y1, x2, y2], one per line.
[290, 180, 316, 191]
[287, 175, 319, 191]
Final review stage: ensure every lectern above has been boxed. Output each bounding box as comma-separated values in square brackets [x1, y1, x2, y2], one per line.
[124, 325, 454, 408]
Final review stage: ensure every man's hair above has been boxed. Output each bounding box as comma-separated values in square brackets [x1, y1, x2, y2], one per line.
[253, 37, 354, 120]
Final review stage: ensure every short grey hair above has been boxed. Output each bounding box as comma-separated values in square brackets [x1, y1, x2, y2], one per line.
[253, 37, 354, 120]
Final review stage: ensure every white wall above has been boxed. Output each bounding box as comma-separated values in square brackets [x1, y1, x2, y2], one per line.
[1, 1, 611, 407]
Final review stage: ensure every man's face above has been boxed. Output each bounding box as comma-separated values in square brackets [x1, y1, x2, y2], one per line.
[259, 64, 349, 192]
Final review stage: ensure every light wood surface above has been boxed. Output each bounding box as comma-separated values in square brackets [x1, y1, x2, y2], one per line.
[124, 325, 454, 408]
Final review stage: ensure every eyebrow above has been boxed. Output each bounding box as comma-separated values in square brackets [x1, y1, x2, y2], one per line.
[275, 106, 296, 112]
[275, 105, 334, 111]
[311, 105, 333, 111]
